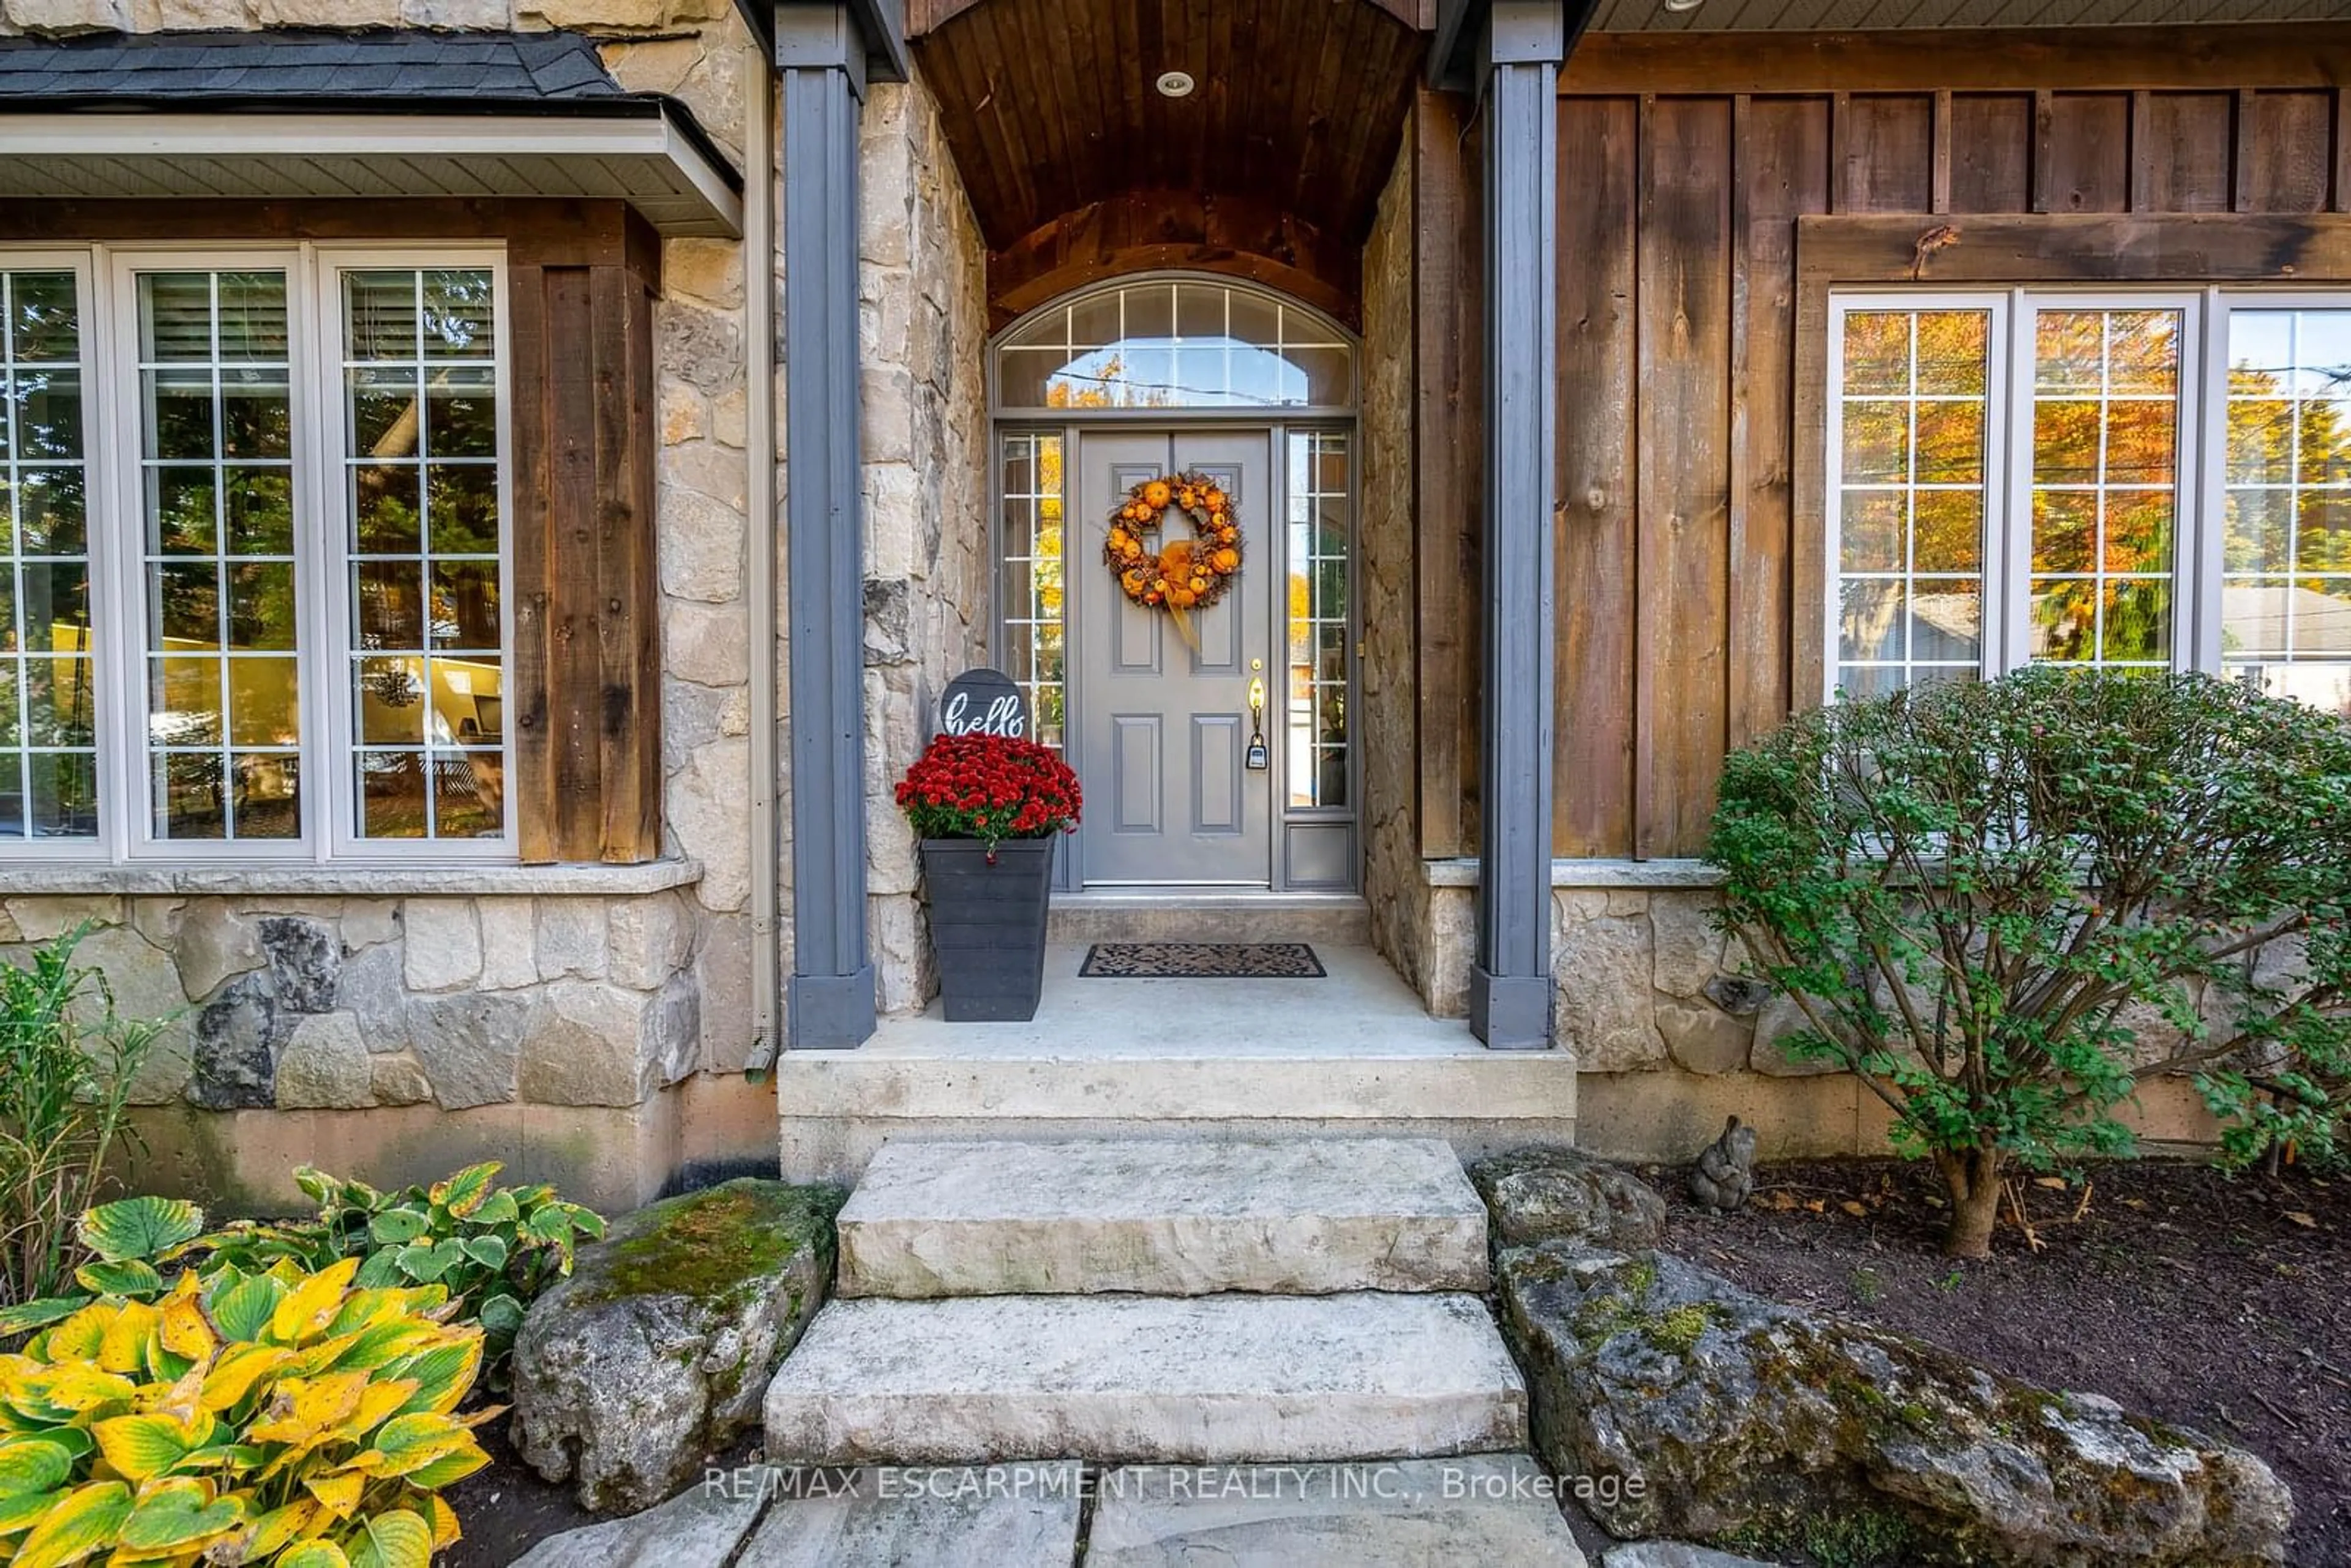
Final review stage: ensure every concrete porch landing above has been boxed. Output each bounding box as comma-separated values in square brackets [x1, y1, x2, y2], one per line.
[774, 943, 1577, 1183]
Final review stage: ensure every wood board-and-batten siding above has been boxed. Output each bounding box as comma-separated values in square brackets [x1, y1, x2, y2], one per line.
[1547, 39, 2351, 862]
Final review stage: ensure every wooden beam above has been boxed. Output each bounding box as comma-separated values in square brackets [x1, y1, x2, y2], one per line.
[1413, 89, 1480, 861]
[1, 197, 647, 276]
[1559, 24, 2351, 97]
[1795, 211, 2351, 285]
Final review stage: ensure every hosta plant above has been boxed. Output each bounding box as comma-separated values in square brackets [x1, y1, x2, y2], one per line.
[0, 1253, 492, 1568]
[1708, 669, 2351, 1258]
[189, 1165, 599, 1383]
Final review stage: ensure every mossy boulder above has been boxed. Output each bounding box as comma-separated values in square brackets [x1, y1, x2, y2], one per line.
[1499, 1245, 2290, 1567]
[511, 1178, 846, 1514]
[1471, 1146, 1668, 1252]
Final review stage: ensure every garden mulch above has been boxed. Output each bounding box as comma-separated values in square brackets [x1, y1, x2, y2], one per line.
[1655, 1157, 2350, 1567]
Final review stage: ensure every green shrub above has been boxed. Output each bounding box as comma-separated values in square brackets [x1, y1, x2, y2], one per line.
[0, 1254, 489, 1568]
[0, 927, 165, 1308]
[1708, 669, 2351, 1257]
[187, 1165, 599, 1385]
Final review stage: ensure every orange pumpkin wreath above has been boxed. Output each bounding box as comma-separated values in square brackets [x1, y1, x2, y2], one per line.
[1103, 471, 1242, 623]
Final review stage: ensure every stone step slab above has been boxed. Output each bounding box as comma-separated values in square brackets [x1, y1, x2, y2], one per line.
[1087, 1457, 1588, 1567]
[763, 1292, 1528, 1465]
[735, 1462, 1082, 1567]
[507, 1464, 1082, 1568]
[836, 1136, 1489, 1297]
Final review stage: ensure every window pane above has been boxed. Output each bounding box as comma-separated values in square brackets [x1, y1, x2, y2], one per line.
[2027, 307, 2180, 670]
[2222, 308, 2351, 714]
[1000, 432, 1065, 749]
[138, 269, 301, 842]
[1002, 282, 1355, 410]
[343, 267, 506, 840]
[1831, 308, 1990, 695]
[0, 271, 97, 841]
[1287, 432, 1349, 808]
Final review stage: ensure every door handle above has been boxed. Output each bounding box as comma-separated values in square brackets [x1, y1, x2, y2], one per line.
[1246, 676, 1269, 771]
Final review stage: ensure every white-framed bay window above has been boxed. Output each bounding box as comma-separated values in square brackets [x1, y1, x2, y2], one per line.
[0, 243, 511, 861]
[1826, 288, 2351, 719]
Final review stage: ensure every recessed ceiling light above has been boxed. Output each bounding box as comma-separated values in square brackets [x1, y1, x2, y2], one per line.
[1662, 0, 1705, 10]
[1156, 70, 1196, 98]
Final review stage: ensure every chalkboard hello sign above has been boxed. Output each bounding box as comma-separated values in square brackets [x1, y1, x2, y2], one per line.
[937, 668, 1029, 740]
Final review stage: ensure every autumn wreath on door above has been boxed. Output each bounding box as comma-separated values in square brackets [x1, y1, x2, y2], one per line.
[1103, 471, 1241, 651]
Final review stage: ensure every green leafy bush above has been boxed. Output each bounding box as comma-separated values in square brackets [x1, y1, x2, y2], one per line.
[0, 1254, 489, 1568]
[0, 927, 165, 1309]
[1708, 669, 2351, 1257]
[195, 1164, 601, 1382]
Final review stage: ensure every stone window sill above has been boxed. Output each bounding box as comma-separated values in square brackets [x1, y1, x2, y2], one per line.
[0, 859, 705, 900]
[1421, 857, 1726, 890]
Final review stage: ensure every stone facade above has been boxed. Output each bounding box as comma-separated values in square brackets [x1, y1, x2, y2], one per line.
[6, 885, 711, 1206]
[852, 70, 991, 1016]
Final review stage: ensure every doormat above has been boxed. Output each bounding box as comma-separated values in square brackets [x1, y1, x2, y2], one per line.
[1079, 942, 1326, 979]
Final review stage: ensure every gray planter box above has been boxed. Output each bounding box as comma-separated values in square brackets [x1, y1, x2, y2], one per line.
[920, 835, 1056, 1022]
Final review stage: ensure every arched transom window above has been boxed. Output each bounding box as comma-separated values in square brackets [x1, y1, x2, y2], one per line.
[994, 279, 1355, 412]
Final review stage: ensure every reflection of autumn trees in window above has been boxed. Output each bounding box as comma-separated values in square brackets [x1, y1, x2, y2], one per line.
[2027, 309, 2178, 667]
[1000, 432, 1066, 747]
[1835, 308, 1989, 696]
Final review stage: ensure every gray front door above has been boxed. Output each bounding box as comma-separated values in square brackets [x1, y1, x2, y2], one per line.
[1073, 430, 1273, 887]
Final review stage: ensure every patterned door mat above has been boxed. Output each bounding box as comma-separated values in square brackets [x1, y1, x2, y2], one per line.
[1079, 942, 1326, 979]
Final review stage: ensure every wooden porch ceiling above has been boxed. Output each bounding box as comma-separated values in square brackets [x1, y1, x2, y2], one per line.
[908, 0, 1427, 319]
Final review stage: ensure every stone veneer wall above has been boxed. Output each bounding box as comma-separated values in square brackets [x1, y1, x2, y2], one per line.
[853, 67, 991, 1016]
[1412, 872, 2221, 1162]
[3, 887, 707, 1210]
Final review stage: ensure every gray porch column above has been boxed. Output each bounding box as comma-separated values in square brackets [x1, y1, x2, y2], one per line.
[1448, 0, 1567, 1050]
[775, 2, 904, 1049]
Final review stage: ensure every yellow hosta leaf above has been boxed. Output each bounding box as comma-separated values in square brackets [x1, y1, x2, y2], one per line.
[289, 1332, 369, 1380]
[13, 1479, 131, 1568]
[26, 1365, 138, 1415]
[336, 1381, 419, 1446]
[138, 1365, 208, 1427]
[387, 1338, 481, 1419]
[93, 1413, 203, 1484]
[240, 1499, 320, 1558]
[395, 1442, 487, 1490]
[0, 1437, 74, 1499]
[303, 1469, 366, 1520]
[269, 1259, 361, 1347]
[41, 1307, 112, 1365]
[274, 1542, 351, 1568]
[344, 1507, 432, 1568]
[424, 1495, 460, 1551]
[156, 1294, 214, 1367]
[362, 1414, 467, 1479]
[97, 1302, 159, 1378]
[247, 1371, 368, 1449]
[0, 1485, 62, 1534]
[114, 1475, 246, 1553]
[199, 1346, 292, 1413]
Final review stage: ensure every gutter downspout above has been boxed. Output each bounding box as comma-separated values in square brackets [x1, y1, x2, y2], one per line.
[744, 47, 781, 1073]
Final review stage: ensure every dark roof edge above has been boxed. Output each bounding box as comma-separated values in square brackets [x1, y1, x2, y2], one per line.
[0, 93, 744, 192]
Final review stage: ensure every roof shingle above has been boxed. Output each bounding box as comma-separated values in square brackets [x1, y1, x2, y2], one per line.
[0, 28, 629, 104]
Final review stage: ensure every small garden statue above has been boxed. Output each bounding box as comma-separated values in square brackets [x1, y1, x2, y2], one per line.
[1687, 1115, 1755, 1212]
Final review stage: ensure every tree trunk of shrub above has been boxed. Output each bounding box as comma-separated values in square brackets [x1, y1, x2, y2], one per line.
[1935, 1149, 2003, 1259]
